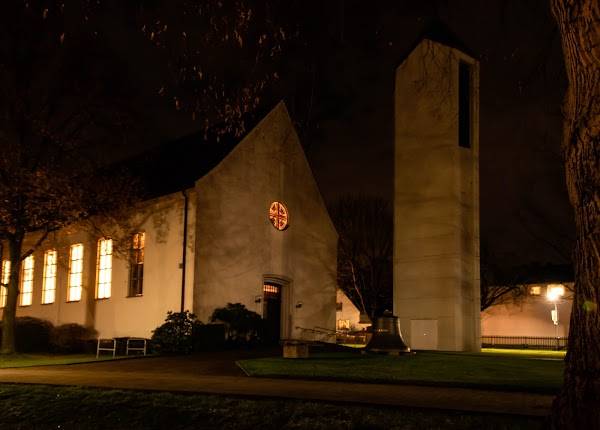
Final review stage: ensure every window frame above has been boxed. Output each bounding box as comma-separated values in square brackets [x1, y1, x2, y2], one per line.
[458, 60, 472, 149]
[96, 238, 113, 300]
[20, 255, 34, 307]
[41, 249, 57, 305]
[67, 243, 84, 302]
[128, 232, 145, 297]
[0, 260, 10, 308]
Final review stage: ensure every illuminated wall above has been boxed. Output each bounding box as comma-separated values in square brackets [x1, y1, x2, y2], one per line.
[0, 103, 337, 340]
[1, 193, 194, 338]
[482, 284, 573, 338]
[193, 102, 338, 340]
[394, 39, 481, 351]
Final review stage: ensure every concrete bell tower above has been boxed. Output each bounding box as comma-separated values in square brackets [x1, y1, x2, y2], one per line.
[394, 34, 480, 351]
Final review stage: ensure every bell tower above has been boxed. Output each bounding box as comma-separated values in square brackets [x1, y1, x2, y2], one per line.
[393, 34, 480, 351]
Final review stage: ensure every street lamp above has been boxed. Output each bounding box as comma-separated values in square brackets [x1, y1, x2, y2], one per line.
[546, 284, 565, 349]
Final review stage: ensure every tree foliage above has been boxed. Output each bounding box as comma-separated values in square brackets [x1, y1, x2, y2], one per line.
[210, 303, 262, 345]
[151, 310, 202, 354]
[0, 1, 138, 354]
[330, 196, 393, 319]
[136, 0, 289, 138]
[479, 241, 526, 311]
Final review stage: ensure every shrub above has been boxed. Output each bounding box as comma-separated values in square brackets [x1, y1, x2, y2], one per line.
[151, 311, 202, 354]
[51, 324, 97, 354]
[0, 317, 54, 353]
[210, 303, 263, 346]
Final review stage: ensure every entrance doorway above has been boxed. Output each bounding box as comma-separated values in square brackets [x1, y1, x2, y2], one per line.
[263, 282, 282, 343]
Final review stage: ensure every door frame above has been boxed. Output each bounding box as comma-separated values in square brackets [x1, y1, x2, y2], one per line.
[262, 274, 292, 340]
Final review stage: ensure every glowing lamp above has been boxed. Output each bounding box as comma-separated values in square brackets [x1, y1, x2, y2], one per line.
[546, 284, 565, 302]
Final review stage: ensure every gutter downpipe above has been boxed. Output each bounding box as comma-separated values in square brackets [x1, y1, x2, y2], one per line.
[180, 189, 189, 312]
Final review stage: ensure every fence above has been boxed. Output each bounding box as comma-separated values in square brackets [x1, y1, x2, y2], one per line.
[481, 335, 568, 350]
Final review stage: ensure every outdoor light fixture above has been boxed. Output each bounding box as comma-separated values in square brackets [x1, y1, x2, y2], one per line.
[546, 284, 565, 302]
[254, 295, 262, 304]
[295, 301, 303, 309]
[546, 284, 565, 345]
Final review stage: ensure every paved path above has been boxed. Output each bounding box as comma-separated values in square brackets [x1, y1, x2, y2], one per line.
[0, 354, 554, 417]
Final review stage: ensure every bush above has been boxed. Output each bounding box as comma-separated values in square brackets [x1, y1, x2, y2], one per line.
[192, 324, 226, 351]
[0, 317, 54, 353]
[51, 324, 97, 354]
[151, 311, 202, 354]
[210, 303, 263, 346]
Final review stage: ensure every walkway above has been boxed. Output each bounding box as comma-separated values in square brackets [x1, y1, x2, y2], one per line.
[0, 352, 554, 417]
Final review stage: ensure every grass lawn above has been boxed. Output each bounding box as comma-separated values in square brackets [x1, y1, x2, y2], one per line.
[238, 350, 564, 393]
[0, 354, 134, 368]
[0, 383, 545, 429]
[481, 348, 566, 359]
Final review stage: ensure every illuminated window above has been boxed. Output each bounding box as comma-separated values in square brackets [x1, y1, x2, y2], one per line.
[529, 286, 541, 296]
[128, 232, 145, 297]
[1, 260, 10, 308]
[68, 244, 84, 302]
[337, 319, 350, 330]
[269, 202, 289, 231]
[96, 238, 112, 299]
[42, 250, 57, 304]
[263, 283, 280, 296]
[20, 255, 34, 306]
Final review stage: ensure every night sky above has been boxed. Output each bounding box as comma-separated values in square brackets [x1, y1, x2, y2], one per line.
[94, 1, 574, 272]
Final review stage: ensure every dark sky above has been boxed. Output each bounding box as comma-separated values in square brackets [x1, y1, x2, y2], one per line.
[97, 1, 574, 271]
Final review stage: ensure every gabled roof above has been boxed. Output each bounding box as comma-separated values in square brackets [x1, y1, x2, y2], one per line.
[122, 104, 278, 199]
[396, 19, 478, 67]
[419, 20, 478, 59]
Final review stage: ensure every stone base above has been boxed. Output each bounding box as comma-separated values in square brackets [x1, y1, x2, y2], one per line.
[283, 341, 310, 359]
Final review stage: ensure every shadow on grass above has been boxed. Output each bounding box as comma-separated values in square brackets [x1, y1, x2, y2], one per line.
[0, 383, 546, 430]
[238, 351, 564, 395]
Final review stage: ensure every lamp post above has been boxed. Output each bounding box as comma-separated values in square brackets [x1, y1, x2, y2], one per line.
[546, 284, 565, 350]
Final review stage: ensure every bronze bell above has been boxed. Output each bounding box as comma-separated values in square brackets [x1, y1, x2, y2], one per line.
[366, 310, 411, 354]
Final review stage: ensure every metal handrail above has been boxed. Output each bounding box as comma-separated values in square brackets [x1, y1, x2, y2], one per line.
[295, 326, 337, 340]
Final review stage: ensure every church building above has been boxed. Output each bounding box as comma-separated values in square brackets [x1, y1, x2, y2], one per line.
[0, 102, 339, 342]
[1, 28, 481, 352]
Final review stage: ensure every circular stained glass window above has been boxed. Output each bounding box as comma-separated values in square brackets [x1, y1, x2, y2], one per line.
[269, 201, 289, 231]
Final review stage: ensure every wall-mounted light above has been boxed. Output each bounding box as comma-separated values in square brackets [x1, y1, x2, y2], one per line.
[295, 301, 303, 309]
[254, 295, 262, 304]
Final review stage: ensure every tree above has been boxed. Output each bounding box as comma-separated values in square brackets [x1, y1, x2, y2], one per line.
[550, 1, 600, 428]
[133, 0, 289, 138]
[479, 240, 526, 310]
[0, 1, 137, 354]
[0, 1, 291, 354]
[329, 196, 393, 320]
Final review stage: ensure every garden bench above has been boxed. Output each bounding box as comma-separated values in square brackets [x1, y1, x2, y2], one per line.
[96, 338, 116, 358]
[126, 338, 148, 356]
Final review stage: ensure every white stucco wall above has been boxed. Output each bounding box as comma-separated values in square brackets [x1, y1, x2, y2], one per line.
[482, 285, 573, 338]
[336, 289, 370, 331]
[1, 103, 336, 343]
[193, 102, 338, 340]
[0, 192, 193, 339]
[394, 39, 480, 351]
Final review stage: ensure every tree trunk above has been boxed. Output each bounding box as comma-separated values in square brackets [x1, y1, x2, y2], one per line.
[550, 1, 600, 428]
[1, 235, 23, 354]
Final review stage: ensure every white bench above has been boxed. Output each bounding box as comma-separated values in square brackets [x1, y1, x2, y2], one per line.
[96, 338, 116, 358]
[126, 338, 147, 356]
